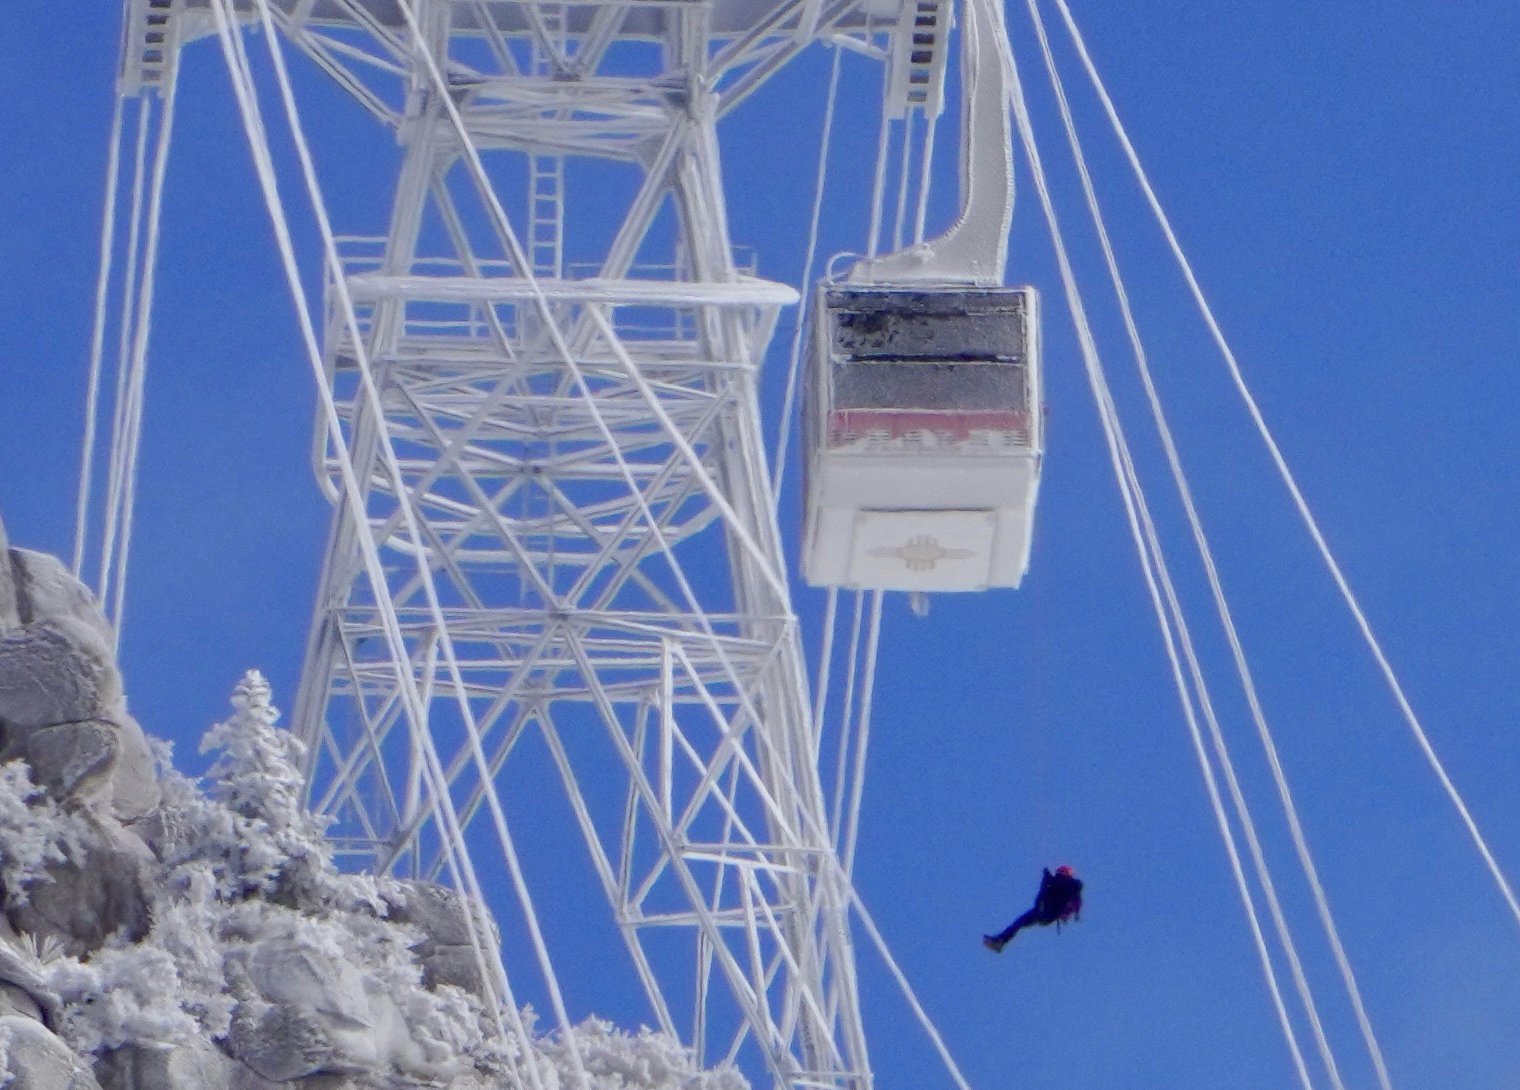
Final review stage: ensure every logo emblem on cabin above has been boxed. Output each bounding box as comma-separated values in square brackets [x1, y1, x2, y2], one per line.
[869, 535, 975, 572]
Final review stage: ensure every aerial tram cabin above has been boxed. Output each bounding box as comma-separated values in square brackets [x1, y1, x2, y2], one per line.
[802, 0, 1042, 593]
[803, 284, 1040, 591]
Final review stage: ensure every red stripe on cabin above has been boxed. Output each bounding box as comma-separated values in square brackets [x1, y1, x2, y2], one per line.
[827, 409, 1030, 445]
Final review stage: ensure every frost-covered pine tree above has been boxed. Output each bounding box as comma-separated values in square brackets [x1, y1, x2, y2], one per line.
[202, 672, 308, 824]
[193, 670, 332, 902]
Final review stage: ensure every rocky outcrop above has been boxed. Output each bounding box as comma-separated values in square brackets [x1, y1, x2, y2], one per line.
[0, 516, 746, 1090]
[0, 542, 158, 828]
[0, 519, 19, 631]
[94, 1041, 240, 1090]
[0, 530, 155, 964]
[0, 518, 495, 1088]
[0, 1014, 101, 1090]
[382, 880, 501, 997]
[0, 619, 121, 735]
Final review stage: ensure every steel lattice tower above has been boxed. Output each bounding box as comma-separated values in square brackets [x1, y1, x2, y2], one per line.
[158, 1, 878, 1088]
[105, 0, 980, 1084]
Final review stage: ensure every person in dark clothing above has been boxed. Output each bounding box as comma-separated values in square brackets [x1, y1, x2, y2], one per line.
[983, 865, 1083, 952]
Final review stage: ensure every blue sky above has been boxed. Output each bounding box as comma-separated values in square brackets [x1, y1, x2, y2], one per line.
[3, 4, 1520, 1088]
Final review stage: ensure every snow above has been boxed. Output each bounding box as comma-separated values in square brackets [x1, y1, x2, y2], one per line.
[0, 668, 749, 1090]
[0, 527, 747, 1088]
[0, 764, 89, 913]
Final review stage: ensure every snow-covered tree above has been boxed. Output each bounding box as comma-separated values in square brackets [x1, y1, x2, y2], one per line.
[541, 1019, 749, 1090]
[0, 759, 89, 910]
[48, 942, 200, 1053]
[192, 670, 331, 902]
[5, 669, 748, 1090]
[108, 673, 511, 1080]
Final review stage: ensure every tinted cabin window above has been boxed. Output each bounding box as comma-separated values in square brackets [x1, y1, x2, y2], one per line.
[831, 361, 1026, 412]
[829, 291, 1028, 363]
[823, 288, 1030, 414]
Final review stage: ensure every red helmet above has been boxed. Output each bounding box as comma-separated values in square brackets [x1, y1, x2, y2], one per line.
[1055, 865, 1075, 877]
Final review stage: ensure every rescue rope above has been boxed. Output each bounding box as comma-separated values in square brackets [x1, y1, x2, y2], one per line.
[891, 106, 916, 253]
[1024, 6, 1362, 1086]
[866, 24, 894, 260]
[813, 585, 841, 763]
[828, 590, 867, 847]
[999, 14, 1320, 1087]
[841, 590, 884, 876]
[912, 99, 941, 246]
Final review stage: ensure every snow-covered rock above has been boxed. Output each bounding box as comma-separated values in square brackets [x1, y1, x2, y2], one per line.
[0, 523, 747, 1090]
[3, 713, 158, 829]
[383, 880, 501, 997]
[99, 716, 159, 826]
[0, 532, 156, 827]
[94, 1041, 238, 1090]
[22, 722, 120, 806]
[0, 1014, 100, 1090]
[228, 1000, 358, 1083]
[6, 551, 115, 653]
[0, 522, 19, 631]
[247, 939, 373, 1031]
[224, 936, 396, 1081]
[0, 620, 122, 735]
[8, 811, 152, 953]
[0, 982, 45, 1023]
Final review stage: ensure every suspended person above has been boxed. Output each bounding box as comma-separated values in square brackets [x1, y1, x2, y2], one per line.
[983, 865, 1083, 952]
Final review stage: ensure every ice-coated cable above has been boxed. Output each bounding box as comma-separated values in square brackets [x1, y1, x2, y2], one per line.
[74, 94, 127, 579]
[843, 880, 974, 1090]
[1024, 5, 1362, 1086]
[1000, 10, 1318, 1085]
[111, 75, 181, 643]
[772, 42, 842, 496]
[206, 7, 532, 1080]
[1052, 0, 1520, 942]
[245, 5, 591, 1084]
[97, 98, 151, 610]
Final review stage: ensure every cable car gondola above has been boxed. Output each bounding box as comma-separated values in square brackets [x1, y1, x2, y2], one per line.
[803, 0, 1041, 592]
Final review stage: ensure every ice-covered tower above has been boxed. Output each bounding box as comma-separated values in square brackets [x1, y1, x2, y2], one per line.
[119, 0, 879, 1087]
[101, 0, 1021, 1084]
